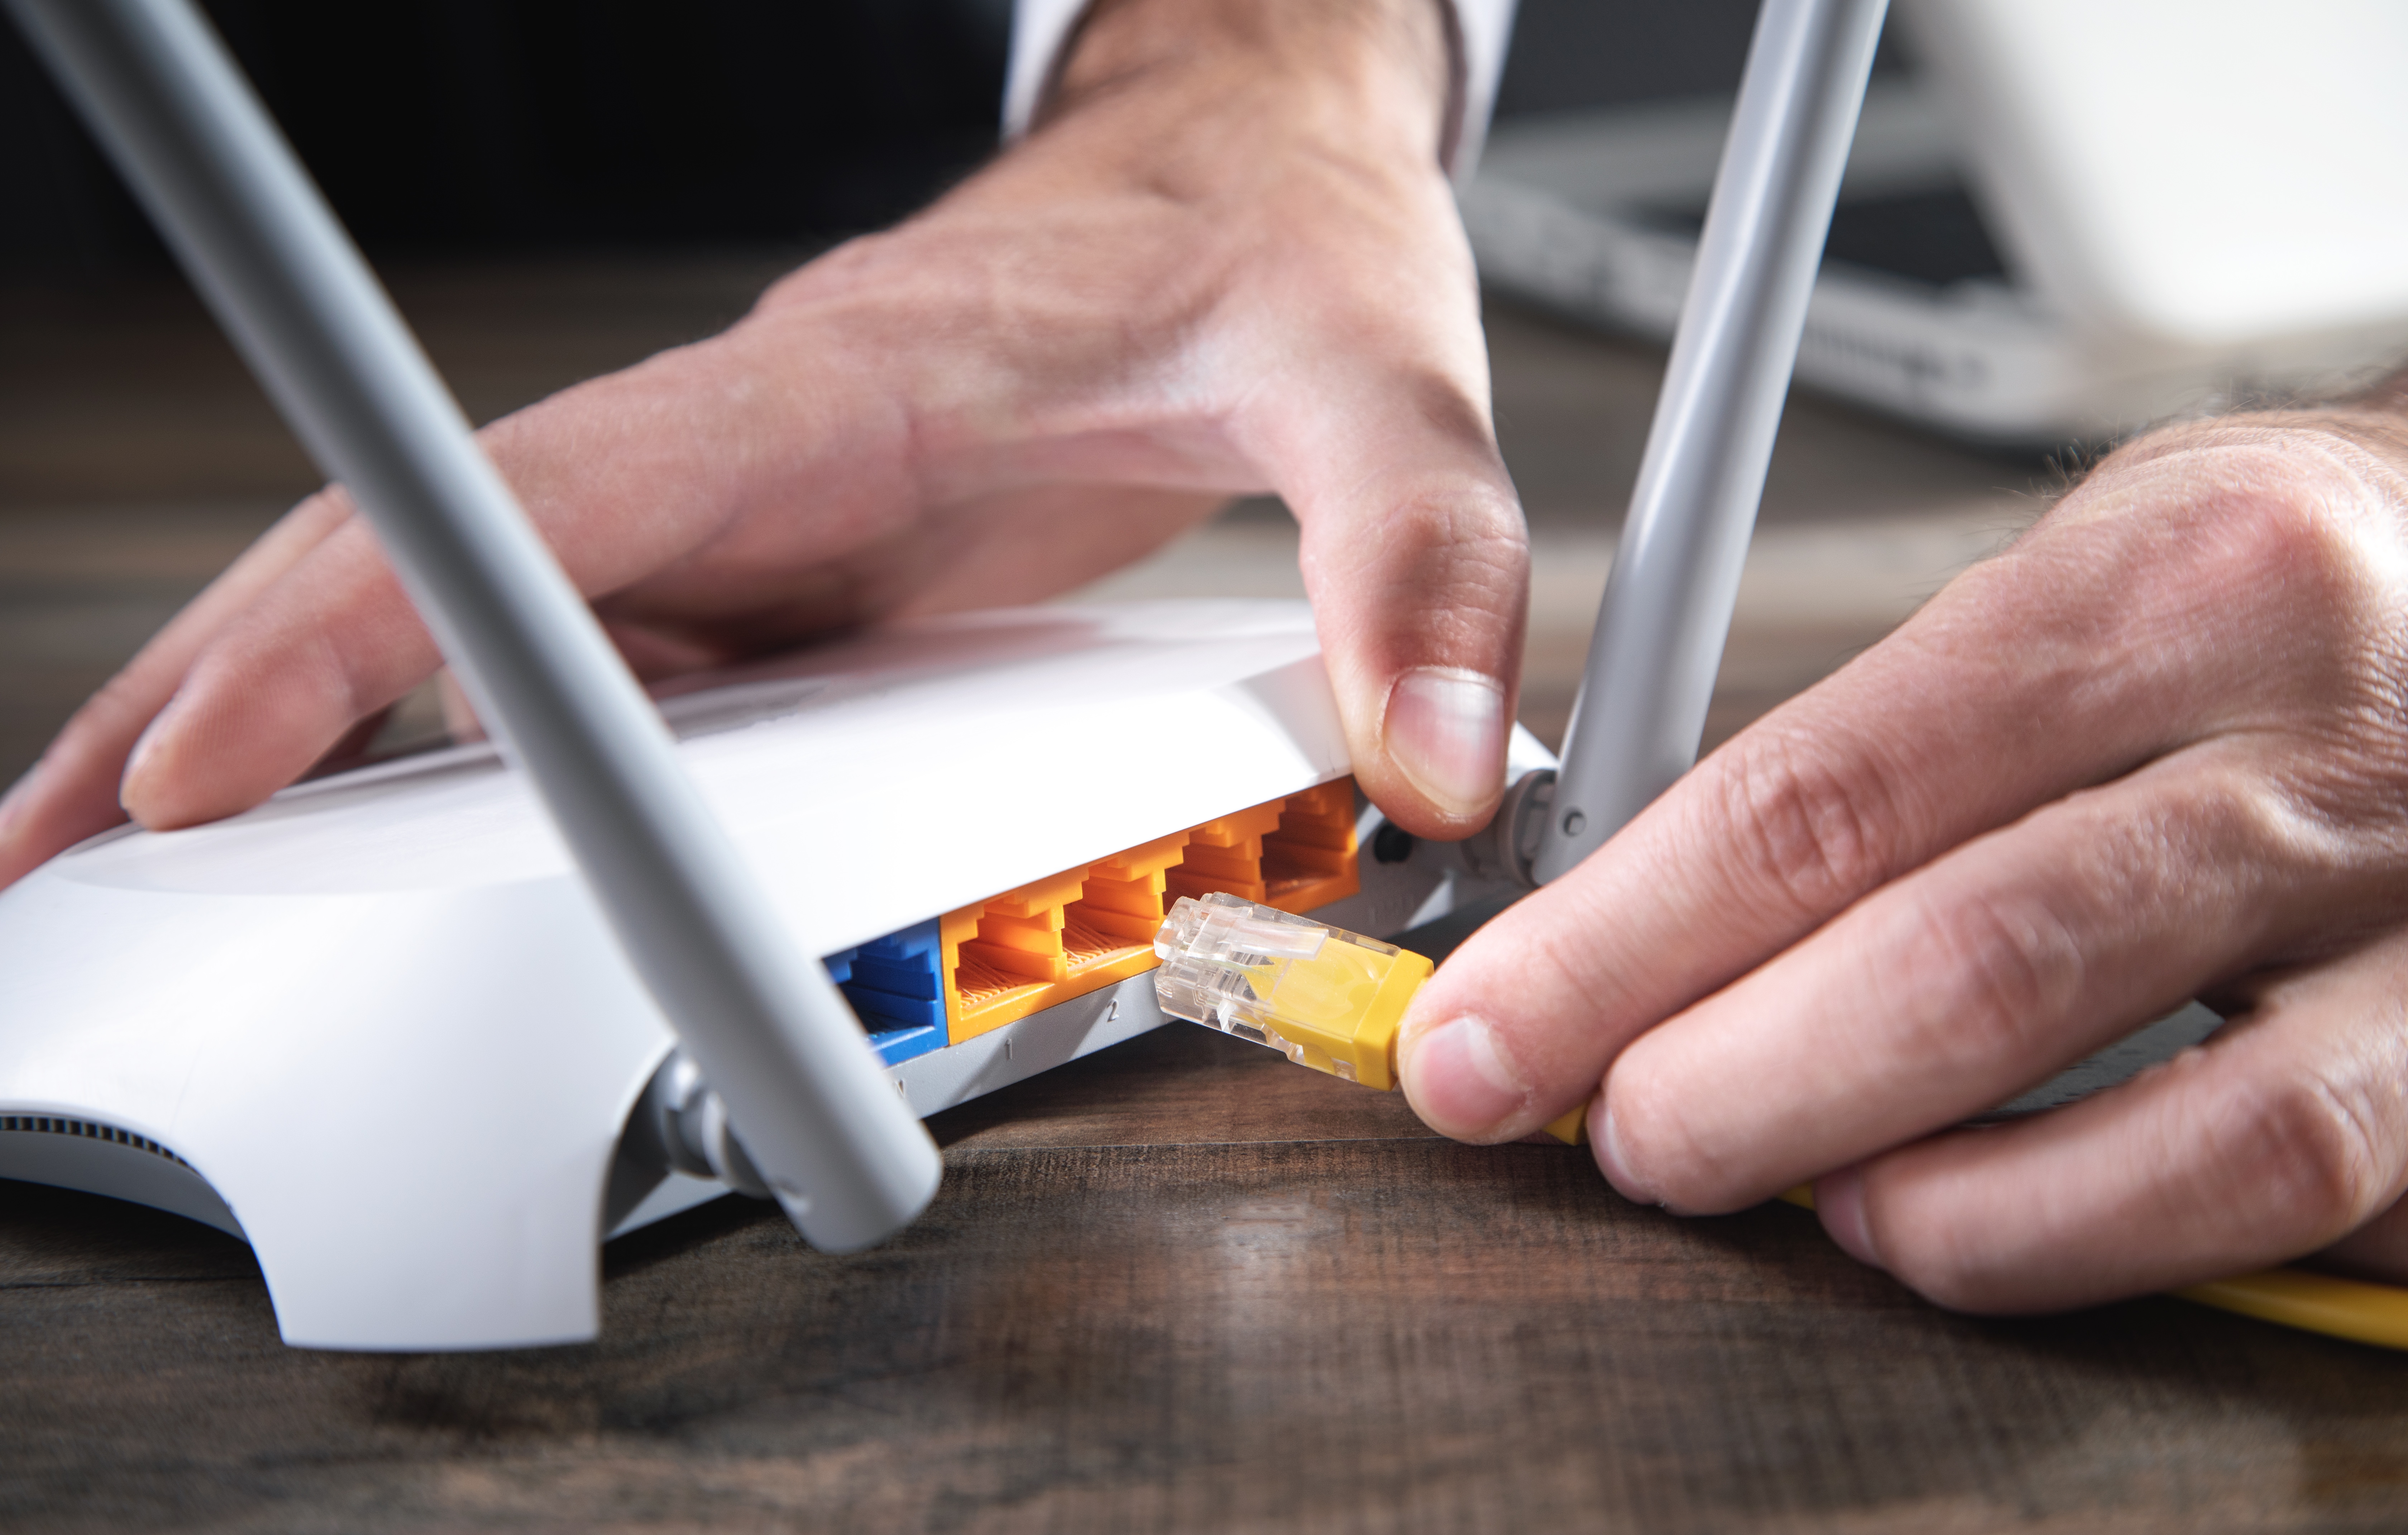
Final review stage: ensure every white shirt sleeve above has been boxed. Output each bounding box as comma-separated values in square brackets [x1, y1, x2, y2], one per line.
[1002, 0, 1520, 178]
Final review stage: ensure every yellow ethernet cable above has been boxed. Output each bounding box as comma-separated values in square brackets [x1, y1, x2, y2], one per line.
[1777, 1186, 2408, 1351]
[1152, 892, 1589, 1144]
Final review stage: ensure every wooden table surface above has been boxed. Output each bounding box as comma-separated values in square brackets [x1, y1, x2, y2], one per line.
[5, 261, 2405, 1533]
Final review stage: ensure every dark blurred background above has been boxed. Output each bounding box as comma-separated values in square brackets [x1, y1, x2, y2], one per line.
[0, 0, 1783, 273]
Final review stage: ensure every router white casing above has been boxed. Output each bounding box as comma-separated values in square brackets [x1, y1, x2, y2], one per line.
[0, 600, 1548, 1350]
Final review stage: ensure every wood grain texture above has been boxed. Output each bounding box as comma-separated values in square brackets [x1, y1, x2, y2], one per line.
[5, 262, 2406, 1532]
[8, 1029, 2408, 1532]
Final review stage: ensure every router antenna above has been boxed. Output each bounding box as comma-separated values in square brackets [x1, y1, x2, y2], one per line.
[7, 0, 941, 1251]
[1528, 0, 1889, 885]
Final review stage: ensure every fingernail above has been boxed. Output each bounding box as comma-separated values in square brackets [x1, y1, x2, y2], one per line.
[1382, 668, 1506, 819]
[121, 694, 188, 813]
[1594, 1103, 1653, 1204]
[1817, 1164, 1885, 1271]
[1401, 1013, 1529, 1139]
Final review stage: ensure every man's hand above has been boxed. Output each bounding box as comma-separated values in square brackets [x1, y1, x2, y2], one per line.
[1400, 407, 2408, 1309]
[0, 0, 1526, 888]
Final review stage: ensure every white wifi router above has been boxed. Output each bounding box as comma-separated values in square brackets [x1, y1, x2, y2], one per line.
[0, 598, 1551, 1349]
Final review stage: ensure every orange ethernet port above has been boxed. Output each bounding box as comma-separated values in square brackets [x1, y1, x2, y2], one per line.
[939, 778, 1362, 1043]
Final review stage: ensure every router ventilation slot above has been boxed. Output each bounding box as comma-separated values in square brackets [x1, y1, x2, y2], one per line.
[0, 1115, 193, 1168]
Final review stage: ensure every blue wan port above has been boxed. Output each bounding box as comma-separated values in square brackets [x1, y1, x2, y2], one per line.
[823, 917, 946, 1066]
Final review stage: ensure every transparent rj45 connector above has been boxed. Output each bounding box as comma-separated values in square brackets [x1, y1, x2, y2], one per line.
[1153, 891, 1432, 1091]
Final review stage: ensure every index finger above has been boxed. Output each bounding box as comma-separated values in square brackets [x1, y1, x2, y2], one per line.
[1396, 429, 2371, 1142]
[0, 490, 353, 888]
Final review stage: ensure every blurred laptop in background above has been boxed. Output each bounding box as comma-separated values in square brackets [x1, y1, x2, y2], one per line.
[1467, 0, 2408, 448]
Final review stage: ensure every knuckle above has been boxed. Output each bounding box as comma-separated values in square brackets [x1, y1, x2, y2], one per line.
[2120, 430, 2393, 630]
[1710, 733, 1902, 920]
[2218, 1069, 2390, 1236]
[1385, 363, 1502, 448]
[2211, 470, 2365, 600]
[1317, 485, 1528, 643]
[1908, 891, 2087, 1076]
[2043, 425, 2398, 672]
[1385, 483, 1526, 567]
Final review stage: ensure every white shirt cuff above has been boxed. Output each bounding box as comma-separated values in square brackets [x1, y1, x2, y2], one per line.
[1002, 0, 1518, 179]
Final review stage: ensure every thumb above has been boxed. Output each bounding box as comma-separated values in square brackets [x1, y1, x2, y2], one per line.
[1261, 365, 1529, 840]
